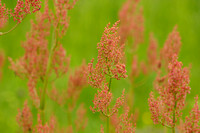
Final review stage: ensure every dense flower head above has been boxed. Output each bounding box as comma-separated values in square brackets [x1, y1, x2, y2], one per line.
[12, 0, 41, 23]
[88, 21, 127, 89]
[119, 0, 144, 47]
[90, 85, 112, 114]
[90, 85, 125, 116]
[160, 26, 181, 66]
[9, 3, 70, 107]
[148, 54, 191, 127]
[179, 96, 200, 133]
[147, 34, 159, 71]
[16, 101, 33, 133]
[0, 0, 10, 28]
[52, 0, 77, 38]
[9, 4, 51, 106]
[33, 114, 55, 133]
[111, 106, 136, 133]
[52, 45, 70, 77]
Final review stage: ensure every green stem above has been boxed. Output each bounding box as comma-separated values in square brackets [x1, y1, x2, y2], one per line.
[107, 116, 109, 133]
[39, 28, 58, 124]
[172, 94, 177, 133]
[107, 78, 112, 133]
[66, 107, 72, 125]
[0, 23, 19, 36]
[108, 78, 112, 91]
[0, 16, 27, 36]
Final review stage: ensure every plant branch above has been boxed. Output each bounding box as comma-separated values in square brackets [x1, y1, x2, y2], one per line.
[0, 23, 19, 36]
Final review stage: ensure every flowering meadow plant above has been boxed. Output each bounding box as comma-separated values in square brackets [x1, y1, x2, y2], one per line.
[0, 0, 199, 133]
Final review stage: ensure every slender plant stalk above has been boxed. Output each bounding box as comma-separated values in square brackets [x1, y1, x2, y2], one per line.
[107, 78, 112, 133]
[107, 115, 109, 133]
[0, 23, 19, 36]
[172, 94, 177, 133]
[0, 16, 26, 36]
[66, 107, 72, 126]
[40, 27, 58, 123]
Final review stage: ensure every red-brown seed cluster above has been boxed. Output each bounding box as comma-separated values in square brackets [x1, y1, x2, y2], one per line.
[90, 85, 112, 114]
[53, 0, 77, 38]
[9, 4, 51, 107]
[12, 0, 41, 23]
[148, 54, 191, 127]
[147, 34, 159, 71]
[16, 101, 33, 133]
[119, 0, 144, 47]
[160, 26, 181, 66]
[0, 0, 10, 28]
[88, 21, 127, 116]
[9, 3, 70, 107]
[88, 21, 127, 89]
[90, 86, 125, 116]
[111, 106, 136, 133]
[181, 96, 200, 132]
[34, 115, 55, 133]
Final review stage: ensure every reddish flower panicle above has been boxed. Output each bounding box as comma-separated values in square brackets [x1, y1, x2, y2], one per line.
[53, 0, 77, 38]
[160, 26, 181, 66]
[147, 34, 158, 71]
[12, 0, 41, 23]
[0, 0, 10, 28]
[90, 85, 112, 114]
[182, 96, 200, 132]
[112, 106, 136, 133]
[34, 114, 55, 133]
[9, 4, 51, 106]
[119, 0, 144, 47]
[88, 21, 127, 89]
[52, 45, 70, 77]
[90, 85, 125, 117]
[16, 101, 33, 133]
[149, 54, 191, 127]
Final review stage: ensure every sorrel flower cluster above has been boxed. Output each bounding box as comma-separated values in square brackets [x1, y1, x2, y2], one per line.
[119, 0, 144, 47]
[160, 26, 181, 67]
[88, 21, 136, 132]
[149, 54, 191, 127]
[13, 0, 41, 23]
[88, 21, 127, 87]
[0, 0, 41, 36]
[9, 3, 58, 107]
[111, 105, 136, 133]
[9, 0, 88, 132]
[88, 21, 126, 114]
[180, 96, 200, 132]
[0, 0, 10, 28]
[1, 0, 199, 132]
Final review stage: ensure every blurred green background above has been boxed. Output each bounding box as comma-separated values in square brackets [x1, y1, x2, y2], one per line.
[0, 0, 200, 132]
